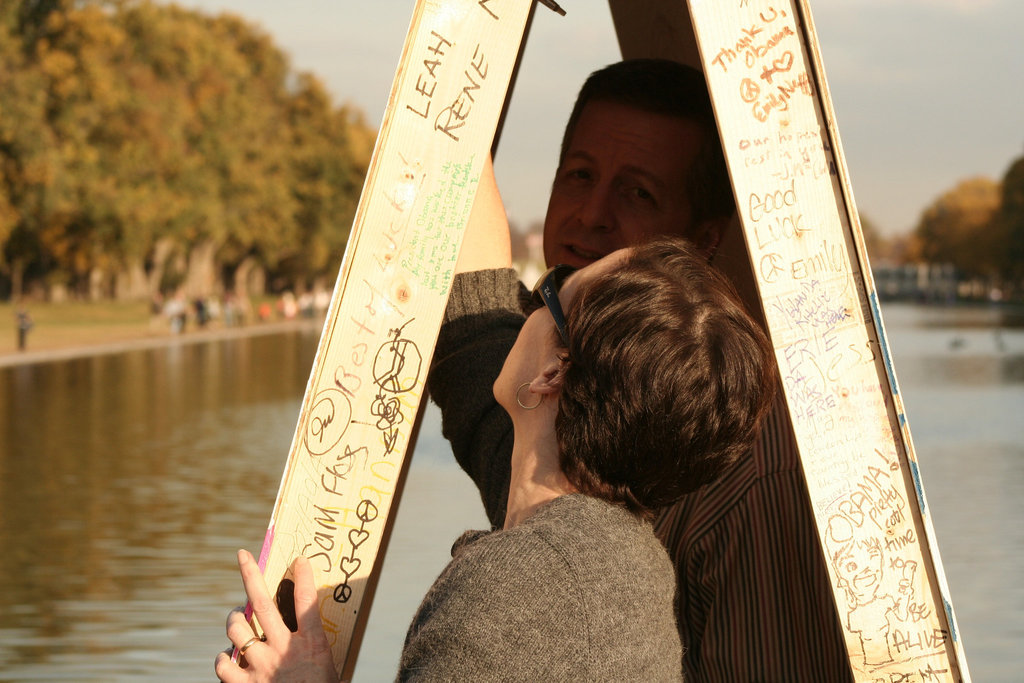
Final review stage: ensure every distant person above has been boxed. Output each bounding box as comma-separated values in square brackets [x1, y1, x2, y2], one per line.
[15, 305, 32, 351]
[164, 294, 187, 334]
[215, 235, 777, 681]
[223, 292, 238, 327]
[278, 291, 298, 319]
[298, 292, 315, 318]
[237, 293, 254, 326]
[149, 293, 165, 332]
[194, 298, 209, 328]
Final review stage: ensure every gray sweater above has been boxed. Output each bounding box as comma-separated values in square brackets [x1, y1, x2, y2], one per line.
[397, 494, 683, 682]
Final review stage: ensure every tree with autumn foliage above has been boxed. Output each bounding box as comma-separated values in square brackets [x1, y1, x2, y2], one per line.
[0, 0, 374, 301]
[990, 154, 1024, 293]
[908, 177, 1002, 281]
[905, 151, 1024, 300]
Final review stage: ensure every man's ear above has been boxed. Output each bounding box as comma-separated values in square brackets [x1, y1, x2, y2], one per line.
[531, 356, 567, 395]
[693, 214, 731, 259]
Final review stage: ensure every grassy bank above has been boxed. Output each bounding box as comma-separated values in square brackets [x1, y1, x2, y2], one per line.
[0, 298, 287, 357]
[0, 300, 159, 355]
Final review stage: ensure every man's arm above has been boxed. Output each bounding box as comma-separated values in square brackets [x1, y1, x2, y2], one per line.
[428, 156, 522, 527]
[456, 155, 511, 273]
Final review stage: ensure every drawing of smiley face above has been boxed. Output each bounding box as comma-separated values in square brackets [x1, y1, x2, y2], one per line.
[838, 537, 884, 605]
[826, 515, 886, 606]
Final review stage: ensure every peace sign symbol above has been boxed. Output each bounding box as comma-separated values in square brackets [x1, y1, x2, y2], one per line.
[760, 252, 786, 283]
[740, 78, 760, 103]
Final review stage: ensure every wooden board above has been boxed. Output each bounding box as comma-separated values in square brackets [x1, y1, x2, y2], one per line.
[253, 2, 535, 678]
[608, 0, 970, 680]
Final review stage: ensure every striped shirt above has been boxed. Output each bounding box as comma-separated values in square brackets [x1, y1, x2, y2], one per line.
[658, 393, 853, 682]
[429, 269, 853, 682]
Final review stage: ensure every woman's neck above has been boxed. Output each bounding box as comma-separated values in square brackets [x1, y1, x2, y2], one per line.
[504, 420, 576, 529]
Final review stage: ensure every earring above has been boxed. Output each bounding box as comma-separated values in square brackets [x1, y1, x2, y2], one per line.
[516, 382, 543, 410]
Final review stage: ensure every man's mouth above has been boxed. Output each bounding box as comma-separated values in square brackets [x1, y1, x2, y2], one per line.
[566, 244, 606, 262]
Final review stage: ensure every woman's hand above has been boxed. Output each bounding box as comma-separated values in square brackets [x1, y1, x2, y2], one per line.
[215, 550, 337, 683]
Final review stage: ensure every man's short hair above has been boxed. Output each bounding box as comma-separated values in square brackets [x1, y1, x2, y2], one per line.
[558, 59, 735, 230]
[555, 238, 776, 519]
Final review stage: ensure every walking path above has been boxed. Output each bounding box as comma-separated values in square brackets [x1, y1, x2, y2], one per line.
[0, 318, 322, 368]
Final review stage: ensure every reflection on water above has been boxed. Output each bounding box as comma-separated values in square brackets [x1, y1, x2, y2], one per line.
[880, 304, 1024, 682]
[0, 333, 318, 678]
[0, 330, 486, 681]
[0, 304, 1020, 680]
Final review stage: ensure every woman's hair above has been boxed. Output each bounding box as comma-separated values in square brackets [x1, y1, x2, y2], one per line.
[556, 238, 777, 520]
[558, 59, 735, 231]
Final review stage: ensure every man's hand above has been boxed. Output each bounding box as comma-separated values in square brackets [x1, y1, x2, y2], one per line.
[455, 155, 513, 273]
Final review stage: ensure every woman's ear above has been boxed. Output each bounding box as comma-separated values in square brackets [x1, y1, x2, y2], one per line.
[531, 356, 568, 395]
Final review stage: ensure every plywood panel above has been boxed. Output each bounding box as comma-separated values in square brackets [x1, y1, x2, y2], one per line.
[254, 2, 534, 678]
[610, 0, 969, 679]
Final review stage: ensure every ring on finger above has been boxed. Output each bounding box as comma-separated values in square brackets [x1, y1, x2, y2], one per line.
[238, 634, 266, 656]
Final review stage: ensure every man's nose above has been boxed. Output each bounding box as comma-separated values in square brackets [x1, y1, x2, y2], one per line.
[577, 183, 616, 233]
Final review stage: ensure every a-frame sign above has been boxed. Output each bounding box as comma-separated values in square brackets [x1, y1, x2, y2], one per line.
[248, 2, 536, 680]
[250, 1, 970, 680]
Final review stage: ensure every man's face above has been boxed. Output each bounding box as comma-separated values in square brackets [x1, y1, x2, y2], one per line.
[542, 100, 708, 269]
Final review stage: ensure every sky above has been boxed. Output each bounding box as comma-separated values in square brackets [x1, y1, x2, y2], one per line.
[172, 0, 1023, 237]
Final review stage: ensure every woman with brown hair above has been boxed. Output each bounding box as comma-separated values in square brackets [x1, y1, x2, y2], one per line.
[216, 163, 775, 682]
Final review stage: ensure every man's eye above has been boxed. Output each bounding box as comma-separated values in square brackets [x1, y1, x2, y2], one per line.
[632, 186, 655, 203]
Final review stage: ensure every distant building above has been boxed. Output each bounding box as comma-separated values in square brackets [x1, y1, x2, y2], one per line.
[872, 262, 958, 303]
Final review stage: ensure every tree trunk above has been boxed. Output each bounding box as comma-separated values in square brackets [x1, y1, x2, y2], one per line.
[89, 267, 107, 301]
[116, 258, 150, 301]
[10, 258, 25, 301]
[233, 256, 265, 299]
[184, 239, 218, 299]
[147, 238, 179, 295]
